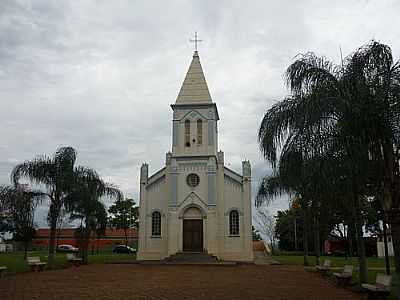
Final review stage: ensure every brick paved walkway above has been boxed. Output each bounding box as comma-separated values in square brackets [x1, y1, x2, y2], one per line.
[0, 264, 362, 300]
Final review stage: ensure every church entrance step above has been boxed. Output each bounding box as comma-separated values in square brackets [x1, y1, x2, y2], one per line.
[165, 252, 218, 263]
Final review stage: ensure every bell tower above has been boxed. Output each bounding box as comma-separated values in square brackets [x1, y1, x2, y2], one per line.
[138, 39, 253, 262]
[170, 50, 219, 157]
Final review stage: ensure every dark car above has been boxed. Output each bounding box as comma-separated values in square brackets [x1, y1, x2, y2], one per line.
[56, 244, 79, 253]
[112, 245, 136, 254]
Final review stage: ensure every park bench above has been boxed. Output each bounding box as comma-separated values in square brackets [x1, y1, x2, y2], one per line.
[27, 256, 47, 272]
[66, 253, 83, 266]
[333, 265, 353, 286]
[362, 273, 391, 300]
[315, 259, 331, 274]
[0, 266, 7, 278]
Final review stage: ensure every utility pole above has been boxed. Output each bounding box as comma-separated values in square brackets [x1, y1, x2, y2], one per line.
[382, 214, 390, 275]
[130, 206, 133, 247]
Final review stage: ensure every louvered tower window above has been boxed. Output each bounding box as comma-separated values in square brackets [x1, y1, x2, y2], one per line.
[197, 119, 203, 145]
[185, 119, 190, 147]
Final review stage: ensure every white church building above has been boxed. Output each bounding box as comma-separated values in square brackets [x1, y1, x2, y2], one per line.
[137, 50, 253, 262]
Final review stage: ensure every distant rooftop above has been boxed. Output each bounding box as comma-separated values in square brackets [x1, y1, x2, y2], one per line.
[34, 228, 138, 239]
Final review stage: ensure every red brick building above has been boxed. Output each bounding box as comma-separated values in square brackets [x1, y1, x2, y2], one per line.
[33, 228, 138, 250]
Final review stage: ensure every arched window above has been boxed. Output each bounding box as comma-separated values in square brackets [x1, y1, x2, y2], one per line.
[152, 211, 161, 236]
[229, 210, 239, 235]
[185, 120, 190, 147]
[197, 119, 203, 145]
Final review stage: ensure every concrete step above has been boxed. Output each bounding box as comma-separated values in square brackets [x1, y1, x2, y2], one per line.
[166, 252, 218, 263]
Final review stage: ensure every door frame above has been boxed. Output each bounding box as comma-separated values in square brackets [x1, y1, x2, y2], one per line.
[182, 219, 204, 252]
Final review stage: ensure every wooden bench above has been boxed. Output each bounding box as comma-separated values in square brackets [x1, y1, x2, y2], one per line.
[362, 273, 391, 300]
[27, 256, 47, 272]
[66, 253, 83, 267]
[333, 265, 353, 286]
[0, 266, 7, 278]
[316, 259, 331, 275]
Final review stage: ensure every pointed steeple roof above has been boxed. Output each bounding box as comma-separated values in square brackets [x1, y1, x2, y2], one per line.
[176, 51, 212, 104]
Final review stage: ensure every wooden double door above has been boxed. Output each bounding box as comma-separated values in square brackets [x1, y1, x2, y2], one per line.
[183, 219, 203, 252]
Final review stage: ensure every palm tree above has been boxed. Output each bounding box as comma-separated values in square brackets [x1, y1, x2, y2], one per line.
[257, 44, 381, 283]
[11, 147, 77, 268]
[346, 43, 400, 286]
[65, 167, 122, 264]
[303, 42, 400, 285]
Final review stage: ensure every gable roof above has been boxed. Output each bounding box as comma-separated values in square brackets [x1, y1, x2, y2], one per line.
[176, 51, 212, 104]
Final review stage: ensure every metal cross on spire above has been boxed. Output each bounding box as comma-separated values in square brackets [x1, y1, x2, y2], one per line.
[190, 32, 203, 52]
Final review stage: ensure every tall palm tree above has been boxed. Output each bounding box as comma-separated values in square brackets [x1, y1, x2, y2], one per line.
[295, 42, 400, 285]
[11, 147, 77, 268]
[65, 167, 122, 263]
[257, 43, 387, 283]
[347, 43, 400, 285]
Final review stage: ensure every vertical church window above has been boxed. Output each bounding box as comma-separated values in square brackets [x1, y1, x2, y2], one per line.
[229, 210, 239, 235]
[185, 120, 190, 147]
[152, 211, 161, 236]
[197, 119, 203, 145]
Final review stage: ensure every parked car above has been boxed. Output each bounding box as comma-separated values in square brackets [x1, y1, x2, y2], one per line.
[112, 245, 136, 254]
[56, 244, 79, 253]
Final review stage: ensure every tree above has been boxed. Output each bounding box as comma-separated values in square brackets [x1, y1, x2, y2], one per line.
[256, 42, 400, 282]
[283, 41, 400, 286]
[0, 186, 13, 234]
[349, 43, 400, 291]
[108, 198, 138, 245]
[254, 207, 276, 254]
[274, 207, 304, 251]
[0, 184, 44, 259]
[12, 147, 77, 268]
[255, 149, 329, 266]
[65, 167, 122, 263]
[94, 203, 108, 254]
[12, 193, 37, 260]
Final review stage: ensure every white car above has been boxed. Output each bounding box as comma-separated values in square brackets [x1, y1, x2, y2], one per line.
[56, 244, 79, 253]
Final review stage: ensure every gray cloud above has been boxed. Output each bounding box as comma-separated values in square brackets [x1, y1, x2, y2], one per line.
[1, 0, 399, 225]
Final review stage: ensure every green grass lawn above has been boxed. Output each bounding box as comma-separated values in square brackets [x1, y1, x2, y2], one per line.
[0, 250, 137, 275]
[273, 255, 398, 299]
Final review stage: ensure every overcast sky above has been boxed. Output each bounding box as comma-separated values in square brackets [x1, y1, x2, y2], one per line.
[1, 0, 400, 226]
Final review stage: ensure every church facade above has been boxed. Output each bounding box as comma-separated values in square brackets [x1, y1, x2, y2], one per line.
[137, 50, 253, 262]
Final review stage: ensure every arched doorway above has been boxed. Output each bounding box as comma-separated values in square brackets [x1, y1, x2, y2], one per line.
[182, 207, 203, 252]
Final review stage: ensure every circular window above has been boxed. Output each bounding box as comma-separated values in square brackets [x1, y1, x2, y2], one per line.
[186, 173, 200, 187]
